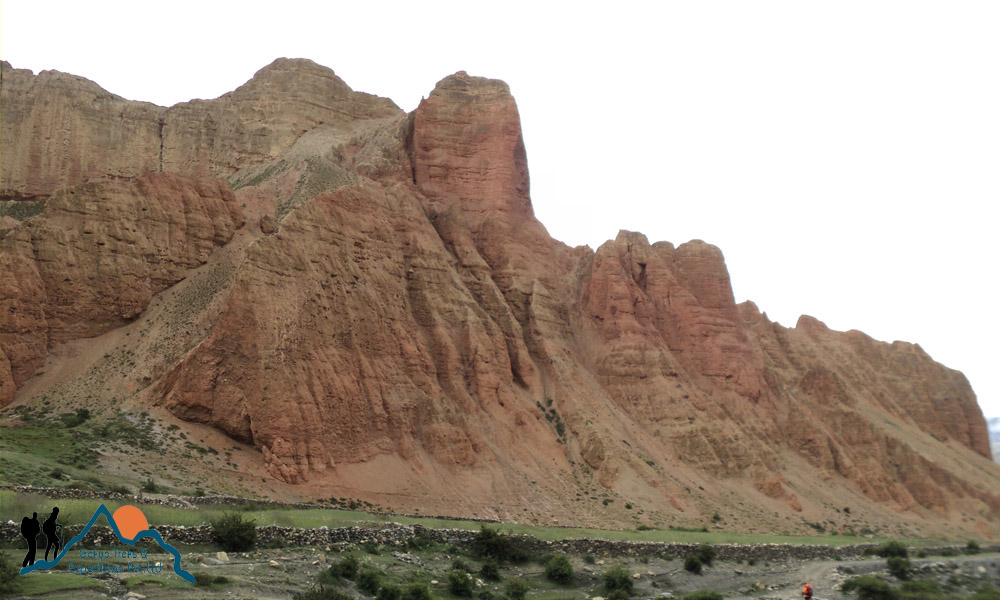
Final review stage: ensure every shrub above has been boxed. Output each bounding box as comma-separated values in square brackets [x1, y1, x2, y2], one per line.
[357, 567, 382, 596]
[899, 580, 945, 600]
[142, 478, 158, 493]
[378, 584, 403, 600]
[504, 579, 530, 600]
[684, 556, 703, 575]
[448, 569, 475, 597]
[682, 592, 725, 600]
[452, 559, 470, 572]
[330, 555, 360, 580]
[544, 554, 574, 584]
[887, 556, 911, 580]
[965, 540, 981, 555]
[875, 541, 908, 558]
[363, 541, 382, 555]
[478, 591, 498, 600]
[583, 554, 596, 565]
[295, 588, 356, 600]
[694, 545, 716, 567]
[211, 512, 257, 551]
[49, 468, 63, 479]
[842, 575, 900, 600]
[403, 583, 432, 600]
[480, 558, 501, 581]
[0, 552, 18, 593]
[404, 531, 438, 551]
[473, 526, 531, 563]
[194, 572, 229, 586]
[608, 591, 631, 600]
[603, 566, 633, 593]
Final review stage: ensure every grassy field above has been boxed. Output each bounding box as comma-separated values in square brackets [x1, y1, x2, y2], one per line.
[0, 490, 916, 548]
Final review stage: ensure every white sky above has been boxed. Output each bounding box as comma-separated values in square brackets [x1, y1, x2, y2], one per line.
[3, 1, 998, 419]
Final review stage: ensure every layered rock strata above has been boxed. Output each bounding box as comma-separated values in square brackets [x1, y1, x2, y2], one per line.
[2, 58, 996, 535]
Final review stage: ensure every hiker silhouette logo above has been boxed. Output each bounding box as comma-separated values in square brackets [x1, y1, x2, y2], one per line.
[18, 503, 195, 583]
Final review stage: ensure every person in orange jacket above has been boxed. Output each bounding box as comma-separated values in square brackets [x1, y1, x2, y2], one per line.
[802, 582, 814, 600]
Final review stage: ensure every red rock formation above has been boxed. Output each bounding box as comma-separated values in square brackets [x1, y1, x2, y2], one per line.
[0, 61, 162, 199]
[0, 173, 243, 391]
[2, 59, 996, 536]
[1, 58, 400, 199]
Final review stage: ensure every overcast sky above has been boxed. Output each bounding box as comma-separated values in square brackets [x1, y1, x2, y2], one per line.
[3, 1, 998, 419]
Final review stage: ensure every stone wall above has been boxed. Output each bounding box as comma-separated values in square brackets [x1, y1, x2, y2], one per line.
[3, 516, 994, 562]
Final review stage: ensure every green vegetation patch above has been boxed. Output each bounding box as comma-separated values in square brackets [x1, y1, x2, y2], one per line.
[0, 199, 46, 221]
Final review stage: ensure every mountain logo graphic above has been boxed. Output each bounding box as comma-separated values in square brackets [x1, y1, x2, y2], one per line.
[19, 504, 194, 583]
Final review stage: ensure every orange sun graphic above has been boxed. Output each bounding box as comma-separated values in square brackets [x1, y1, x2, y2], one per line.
[112, 505, 150, 540]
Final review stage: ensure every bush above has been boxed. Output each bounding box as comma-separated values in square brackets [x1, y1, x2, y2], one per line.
[142, 478, 158, 493]
[473, 526, 531, 563]
[603, 566, 633, 593]
[842, 575, 900, 600]
[504, 579, 530, 600]
[0, 552, 18, 593]
[295, 588, 356, 600]
[875, 541, 908, 558]
[448, 569, 475, 597]
[608, 591, 630, 600]
[452, 559, 470, 572]
[583, 554, 596, 565]
[403, 583, 432, 600]
[684, 556, 703, 575]
[378, 585, 403, 600]
[357, 567, 382, 596]
[478, 591, 498, 600]
[194, 572, 229, 586]
[965, 540, 981, 555]
[404, 531, 438, 551]
[887, 556, 911, 580]
[545, 554, 574, 584]
[211, 512, 257, 551]
[899, 580, 945, 600]
[694, 545, 716, 567]
[480, 558, 501, 581]
[330, 555, 360, 580]
[682, 592, 725, 600]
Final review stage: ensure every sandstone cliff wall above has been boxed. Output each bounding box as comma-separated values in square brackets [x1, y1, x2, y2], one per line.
[2, 59, 996, 536]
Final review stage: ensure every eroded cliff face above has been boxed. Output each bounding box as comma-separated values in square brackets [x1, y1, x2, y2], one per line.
[1, 173, 243, 388]
[2, 58, 997, 535]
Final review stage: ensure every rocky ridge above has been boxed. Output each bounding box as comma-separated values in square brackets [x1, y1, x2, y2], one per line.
[2, 58, 998, 538]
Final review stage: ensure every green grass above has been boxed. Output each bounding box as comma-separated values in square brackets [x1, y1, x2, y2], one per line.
[5, 570, 106, 595]
[123, 574, 192, 589]
[0, 490, 929, 548]
[0, 409, 166, 492]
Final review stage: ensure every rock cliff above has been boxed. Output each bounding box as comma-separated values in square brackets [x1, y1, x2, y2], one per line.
[2, 58, 997, 537]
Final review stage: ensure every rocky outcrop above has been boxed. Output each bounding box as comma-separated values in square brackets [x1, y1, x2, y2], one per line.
[1, 58, 400, 199]
[0, 61, 162, 200]
[1, 173, 243, 392]
[3, 59, 997, 537]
